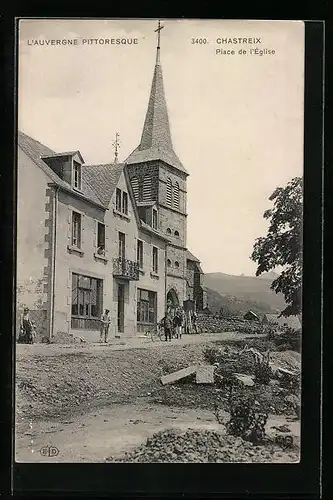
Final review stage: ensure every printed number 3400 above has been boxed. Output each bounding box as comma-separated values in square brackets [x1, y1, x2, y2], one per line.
[191, 38, 208, 44]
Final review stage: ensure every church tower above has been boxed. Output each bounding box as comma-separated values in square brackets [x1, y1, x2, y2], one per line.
[125, 21, 188, 308]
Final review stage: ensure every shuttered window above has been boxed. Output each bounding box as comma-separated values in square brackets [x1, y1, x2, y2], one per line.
[142, 175, 152, 202]
[173, 182, 180, 209]
[131, 177, 139, 201]
[166, 178, 172, 206]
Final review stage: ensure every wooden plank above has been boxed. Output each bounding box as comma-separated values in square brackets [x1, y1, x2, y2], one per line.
[160, 366, 197, 385]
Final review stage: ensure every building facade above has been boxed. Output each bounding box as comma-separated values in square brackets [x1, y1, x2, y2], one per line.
[16, 36, 205, 342]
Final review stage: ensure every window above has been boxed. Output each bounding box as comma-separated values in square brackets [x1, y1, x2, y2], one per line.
[166, 178, 172, 206]
[175, 261, 180, 268]
[122, 192, 128, 215]
[152, 209, 158, 229]
[152, 246, 158, 274]
[167, 259, 171, 267]
[96, 222, 106, 255]
[137, 289, 157, 325]
[137, 240, 143, 269]
[72, 211, 82, 248]
[119, 232, 125, 259]
[115, 189, 129, 215]
[173, 182, 180, 209]
[71, 273, 103, 328]
[73, 160, 82, 190]
[142, 175, 152, 202]
[174, 230, 179, 237]
[116, 188, 122, 212]
[167, 228, 172, 234]
[131, 177, 139, 201]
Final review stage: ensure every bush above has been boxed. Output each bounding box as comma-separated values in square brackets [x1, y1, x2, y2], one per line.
[278, 371, 301, 395]
[254, 358, 272, 385]
[225, 394, 268, 444]
[203, 346, 220, 364]
[267, 327, 301, 352]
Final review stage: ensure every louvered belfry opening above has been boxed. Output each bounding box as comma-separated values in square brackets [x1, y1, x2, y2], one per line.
[173, 181, 179, 209]
[131, 177, 139, 201]
[142, 175, 152, 201]
[166, 178, 172, 206]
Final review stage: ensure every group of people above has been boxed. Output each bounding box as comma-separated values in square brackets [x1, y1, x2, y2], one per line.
[159, 306, 198, 342]
[17, 305, 198, 345]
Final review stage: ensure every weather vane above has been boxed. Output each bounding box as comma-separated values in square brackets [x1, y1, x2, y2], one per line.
[112, 132, 121, 163]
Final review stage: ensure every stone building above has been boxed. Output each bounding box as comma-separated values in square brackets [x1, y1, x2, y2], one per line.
[17, 131, 169, 341]
[125, 36, 205, 312]
[16, 31, 205, 341]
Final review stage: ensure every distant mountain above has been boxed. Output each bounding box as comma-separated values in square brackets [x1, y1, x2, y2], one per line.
[203, 271, 285, 313]
[205, 287, 277, 317]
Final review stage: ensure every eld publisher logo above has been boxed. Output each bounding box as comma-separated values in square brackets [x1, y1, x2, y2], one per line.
[39, 445, 59, 457]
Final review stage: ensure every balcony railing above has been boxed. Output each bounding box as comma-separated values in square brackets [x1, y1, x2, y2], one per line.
[113, 257, 140, 280]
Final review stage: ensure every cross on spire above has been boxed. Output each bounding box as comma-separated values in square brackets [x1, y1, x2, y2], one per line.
[154, 20, 164, 63]
[112, 132, 120, 163]
[155, 19, 164, 48]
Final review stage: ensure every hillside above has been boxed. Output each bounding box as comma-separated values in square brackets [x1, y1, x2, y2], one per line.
[204, 272, 285, 314]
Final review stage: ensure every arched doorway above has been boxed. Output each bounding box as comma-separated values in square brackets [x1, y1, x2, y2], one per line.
[166, 288, 179, 317]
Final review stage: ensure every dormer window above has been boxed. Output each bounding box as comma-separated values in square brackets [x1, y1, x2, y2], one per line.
[73, 160, 82, 190]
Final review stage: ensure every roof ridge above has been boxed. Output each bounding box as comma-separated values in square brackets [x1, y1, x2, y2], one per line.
[85, 162, 125, 168]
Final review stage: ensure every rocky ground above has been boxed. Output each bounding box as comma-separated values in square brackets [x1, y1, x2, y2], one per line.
[16, 341, 210, 423]
[106, 428, 299, 463]
[15, 333, 301, 463]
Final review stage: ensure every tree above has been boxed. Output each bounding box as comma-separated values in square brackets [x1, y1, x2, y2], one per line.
[251, 177, 302, 317]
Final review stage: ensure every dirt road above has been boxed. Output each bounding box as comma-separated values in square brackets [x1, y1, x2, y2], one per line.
[15, 400, 300, 463]
[16, 331, 264, 357]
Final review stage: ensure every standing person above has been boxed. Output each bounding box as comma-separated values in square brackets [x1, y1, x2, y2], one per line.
[180, 307, 186, 338]
[192, 309, 198, 334]
[100, 309, 111, 343]
[164, 312, 173, 342]
[19, 307, 35, 344]
[173, 309, 181, 339]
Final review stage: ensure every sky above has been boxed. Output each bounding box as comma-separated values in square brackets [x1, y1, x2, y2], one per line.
[18, 19, 304, 276]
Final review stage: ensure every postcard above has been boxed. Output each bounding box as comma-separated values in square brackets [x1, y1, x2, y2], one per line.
[15, 18, 304, 465]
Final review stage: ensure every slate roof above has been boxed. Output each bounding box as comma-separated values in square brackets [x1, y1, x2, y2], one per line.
[83, 163, 124, 207]
[186, 250, 201, 263]
[140, 220, 170, 242]
[42, 150, 85, 163]
[125, 56, 188, 175]
[244, 310, 261, 320]
[18, 131, 169, 242]
[18, 131, 104, 207]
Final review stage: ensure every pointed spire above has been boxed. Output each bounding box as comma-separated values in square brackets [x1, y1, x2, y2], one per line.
[125, 21, 188, 174]
[139, 55, 173, 151]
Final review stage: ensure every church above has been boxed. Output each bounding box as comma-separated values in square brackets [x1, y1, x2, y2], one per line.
[17, 24, 206, 342]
